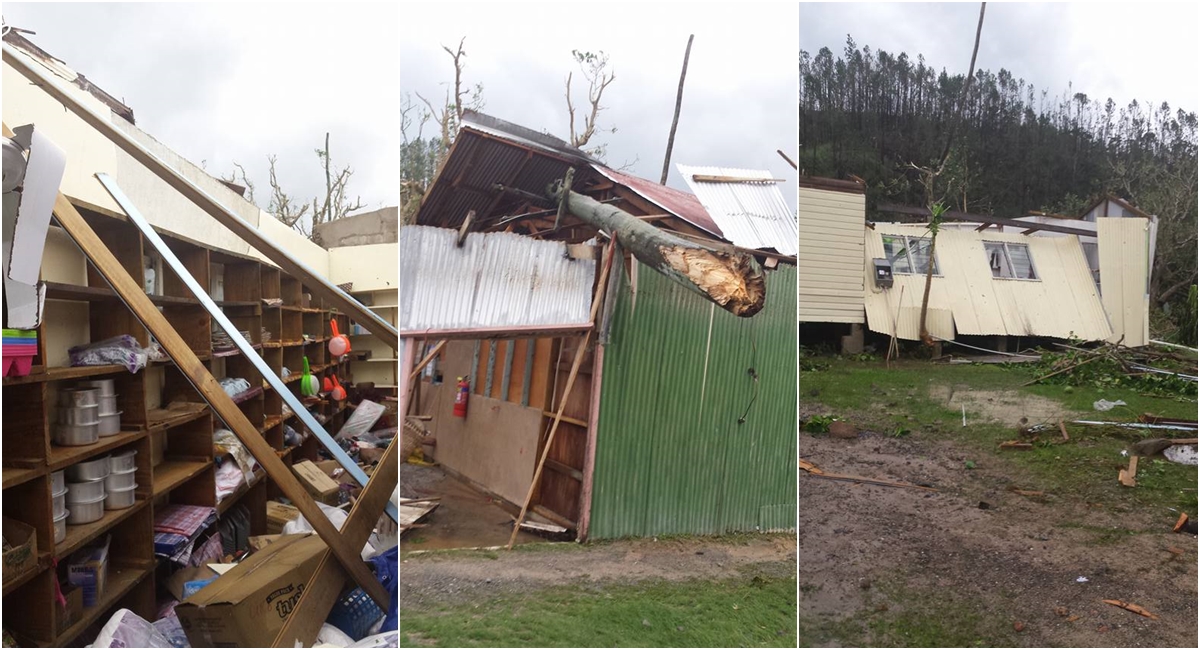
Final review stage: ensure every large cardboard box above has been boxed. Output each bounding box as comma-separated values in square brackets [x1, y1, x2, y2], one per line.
[175, 534, 326, 647]
[292, 460, 340, 504]
[266, 501, 300, 534]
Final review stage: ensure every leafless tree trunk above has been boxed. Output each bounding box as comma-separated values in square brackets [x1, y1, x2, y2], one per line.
[660, 35, 694, 185]
[565, 50, 616, 153]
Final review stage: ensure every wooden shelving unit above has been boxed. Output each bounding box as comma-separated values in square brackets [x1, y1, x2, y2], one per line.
[345, 289, 398, 395]
[1, 204, 356, 646]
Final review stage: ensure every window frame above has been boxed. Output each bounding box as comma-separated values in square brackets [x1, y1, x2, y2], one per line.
[983, 240, 1040, 281]
[881, 234, 941, 276]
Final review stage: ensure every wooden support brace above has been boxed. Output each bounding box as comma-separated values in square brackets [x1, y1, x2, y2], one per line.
[273, 439, 400, 647]
[49, 193, 389, 608]
[507, 241, 616, 549]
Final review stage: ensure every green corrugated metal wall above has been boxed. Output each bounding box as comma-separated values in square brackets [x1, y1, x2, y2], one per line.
[588, 261, 797, 539]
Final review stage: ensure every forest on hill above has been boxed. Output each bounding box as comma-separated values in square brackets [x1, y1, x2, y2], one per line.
[799, 38, 1198, 319]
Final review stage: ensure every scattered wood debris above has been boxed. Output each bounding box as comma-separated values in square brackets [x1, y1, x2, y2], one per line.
[999, 440, 1033, 451]
[1118, 456, 1139, 487]
[1102, 599, 1159, 620]
[799, 458, 936, 491]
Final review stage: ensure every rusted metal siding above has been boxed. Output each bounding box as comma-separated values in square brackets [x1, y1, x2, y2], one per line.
[864, 224, 1112, 341]
[588, 261, 796, 539]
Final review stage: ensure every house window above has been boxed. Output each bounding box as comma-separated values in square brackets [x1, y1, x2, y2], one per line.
[882, 235, 939, 275]
[985, 242, 1038, 280]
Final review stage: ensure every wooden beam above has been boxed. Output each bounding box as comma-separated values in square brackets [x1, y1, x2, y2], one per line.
[272, 439, 399, 647]
[456, 210, 475, 247]
[541, 411, 588, 428]
[507, 242, 616, 549]
[691, 174, 786, 184]
[877, 203, 1094, 237]
[2, 47, 398, 350]
[407, 340, 447, 384]
[400, 322, 593, 341]
[49, 193, 388, 608]
[544, 458, 584, 482]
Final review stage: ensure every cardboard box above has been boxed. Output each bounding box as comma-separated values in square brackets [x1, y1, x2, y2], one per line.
[292, 461, 340, 504]
[56, 583, 83, 634]
[175, 534, 326, 647]
[314, 459, 346, 480]
[248, 535, 281, 552]
[67, 536, 110, 607]
[2, 518, 38, 584]
[266, 501, 300, 535]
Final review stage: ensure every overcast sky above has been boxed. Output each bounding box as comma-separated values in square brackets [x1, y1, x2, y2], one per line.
[3, 3, 400, 217]
[400, 2, 800, 208]
[800, 2, 1199, 112]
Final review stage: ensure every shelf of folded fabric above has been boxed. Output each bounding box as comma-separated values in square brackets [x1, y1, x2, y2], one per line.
[216, 467, 266, 516]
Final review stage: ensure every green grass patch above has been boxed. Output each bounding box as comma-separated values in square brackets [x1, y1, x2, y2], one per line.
[401, 574, 797, 648]
[802, 359, 1197, 513]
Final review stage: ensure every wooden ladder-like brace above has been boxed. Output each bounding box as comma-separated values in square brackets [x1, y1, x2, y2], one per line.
[49, 190, 393, 638]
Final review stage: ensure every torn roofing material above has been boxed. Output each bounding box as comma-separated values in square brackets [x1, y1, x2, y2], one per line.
[397, 225, 596, 332]
[2, 29, 135, 124]
[591, 165, 722, 238]
[679, 165, 798, 256]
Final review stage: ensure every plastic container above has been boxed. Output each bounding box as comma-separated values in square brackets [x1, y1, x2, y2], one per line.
[66, 495, 105, 524]
[109, 450, 137, 473]
[50, 470, 65, 495]
[104, 484, 137, 510]
[66, 478, 106, 502]
[54, 423, 99, 446]
[59, 405, 100, 426]
[97, 394, 119, 414]
[52, 487, 68, 518]
[54, 510, 69, 543]
[105, 468, 136, 491]
[79, 378, 116, 396]
[67, 457, 110, 482]
[59, 388, 100, 408]
[97, 412, 122, 437]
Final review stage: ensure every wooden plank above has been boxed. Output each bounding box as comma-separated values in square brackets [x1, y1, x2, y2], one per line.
[541, 411, 589, 428]
[272, 439, 400, 648]
[544, 458, 584, 482]
[521, 338, 535, 406]
[49, 193, 388, 608]
[2, 52, 397, 349]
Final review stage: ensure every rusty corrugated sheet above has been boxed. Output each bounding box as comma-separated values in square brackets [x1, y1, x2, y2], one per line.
[397, 225, 595, 331]
[679, 165, 798, 255]
[592, 166, 723, 237]
[863, 224, 1112, 341]
[588, 261, 796, 539]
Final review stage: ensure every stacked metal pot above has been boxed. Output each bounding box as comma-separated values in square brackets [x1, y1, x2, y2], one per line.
[54, 379, 123, 446]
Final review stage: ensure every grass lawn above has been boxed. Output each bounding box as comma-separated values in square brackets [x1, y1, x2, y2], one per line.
[801, 357, 1198, 515]
[401, 573, 797, 648]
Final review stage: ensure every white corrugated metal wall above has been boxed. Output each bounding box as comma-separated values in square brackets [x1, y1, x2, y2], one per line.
[797, 187, 865, 323]
[1097, 217, 1150, 347]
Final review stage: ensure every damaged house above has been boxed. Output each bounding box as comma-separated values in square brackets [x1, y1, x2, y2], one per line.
[400, 111, 797, 541]
[798, 176, 1156, 350]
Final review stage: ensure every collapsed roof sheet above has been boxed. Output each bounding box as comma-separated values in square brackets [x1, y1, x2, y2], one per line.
[592, 165, 722, 238]
[679, 165, 798, 255]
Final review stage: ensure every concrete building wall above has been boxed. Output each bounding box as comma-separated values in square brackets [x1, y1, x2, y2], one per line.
[314, 207, 398, 248]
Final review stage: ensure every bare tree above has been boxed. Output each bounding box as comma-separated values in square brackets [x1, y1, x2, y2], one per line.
[267, 154, 311, 231]
[309, 132, 365, 237]
[565, 49, 616, 156]
[416, 37, 483, 157]
[221, 162, 256, 202]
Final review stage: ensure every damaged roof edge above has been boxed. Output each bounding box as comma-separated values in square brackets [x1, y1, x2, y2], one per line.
[3, 29, 135, 124]
[462, 110, 594, 166]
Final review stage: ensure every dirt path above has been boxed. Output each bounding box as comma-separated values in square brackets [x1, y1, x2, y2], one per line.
[799, 429, 1197, 647]
[402, 535, 797, 610]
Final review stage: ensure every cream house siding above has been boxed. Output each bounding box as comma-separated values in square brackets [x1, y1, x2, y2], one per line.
[1098, 218, 1150, 347]
[864, 225, 1112, 341]
[798, 187, 865, 323]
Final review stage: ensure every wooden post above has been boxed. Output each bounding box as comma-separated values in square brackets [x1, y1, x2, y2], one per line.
[550, 185, 765, 317]
[49, 193, 389, 608]
[507, 242, 616, 549]
[660, 34, 694, 185]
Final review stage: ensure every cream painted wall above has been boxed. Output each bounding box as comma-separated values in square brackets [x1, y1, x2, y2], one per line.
[328, 243, 398, 291]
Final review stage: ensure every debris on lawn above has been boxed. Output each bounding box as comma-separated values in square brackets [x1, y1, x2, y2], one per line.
[1076, 576, 1089, 583]
[1173, 512, 1198, 535]
[798, 458, 937, 491]
[1102, 599, 1159, 620]
[1118, 456, 1139, 487]
[829, 420, 859, 439]
[1027, 342, 1198, 397]
[1093, 399, 1127, 411]
[999, 440, 1033, 450]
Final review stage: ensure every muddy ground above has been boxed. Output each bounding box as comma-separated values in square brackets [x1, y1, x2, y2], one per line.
[799, 391, 1198, 647]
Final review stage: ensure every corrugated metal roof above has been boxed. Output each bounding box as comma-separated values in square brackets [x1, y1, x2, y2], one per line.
[863, 224, 1112, 341]
[678, 165, 798, 255]
[589, 262, 796, 539]
[397, 225, 595, 331]
[592, 166, 723, 238]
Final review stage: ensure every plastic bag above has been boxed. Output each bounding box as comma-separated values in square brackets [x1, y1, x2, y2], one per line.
[317, 623, 356, 647]
[1093, 399, 1127, 411]
[283, 503, 377, 559]
[349, 631, 399, 648]
[69, 335, 147, 373]
[218, 377, 251, 398]
[88, 608, 173, 648]
[370, 546, 398, 633]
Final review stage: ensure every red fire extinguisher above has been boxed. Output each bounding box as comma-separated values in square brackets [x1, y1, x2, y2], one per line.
[453, 376, 470, 417]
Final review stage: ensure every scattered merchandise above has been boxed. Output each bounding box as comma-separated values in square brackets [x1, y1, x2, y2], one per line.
[67, 335, 148, 373]
[67, 535, 110, 607]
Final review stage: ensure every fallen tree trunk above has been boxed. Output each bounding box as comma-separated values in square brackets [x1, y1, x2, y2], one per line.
[549, 181, 766, 316]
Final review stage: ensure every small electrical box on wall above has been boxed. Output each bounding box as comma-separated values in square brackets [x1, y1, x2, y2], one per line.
[872, 258, 894, 288]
